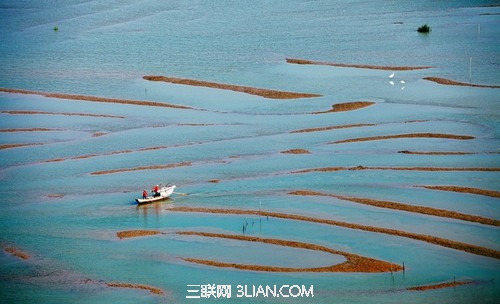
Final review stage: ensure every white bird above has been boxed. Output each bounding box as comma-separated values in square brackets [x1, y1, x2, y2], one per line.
[400, 80, 405, 84]
[401, 86, 405, 90]
[389, 81, 394, 86]
[389, 72, 395, 78]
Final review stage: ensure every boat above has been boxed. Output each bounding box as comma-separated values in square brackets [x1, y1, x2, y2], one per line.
[136, 184, 176, 204]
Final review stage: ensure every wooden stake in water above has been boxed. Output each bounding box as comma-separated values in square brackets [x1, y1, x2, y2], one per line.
[259, 202, 262, 232]
[469, 57, 472, 83]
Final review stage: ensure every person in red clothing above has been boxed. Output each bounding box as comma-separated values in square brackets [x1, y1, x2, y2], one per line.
[153, 185, 160, 197]
[142, 189, 148, 199]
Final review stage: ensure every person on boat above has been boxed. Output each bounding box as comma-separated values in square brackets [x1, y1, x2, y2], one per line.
[142, 189, 148, 199]
[153, 185, 160, 197]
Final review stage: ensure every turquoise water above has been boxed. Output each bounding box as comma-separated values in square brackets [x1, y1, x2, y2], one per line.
[1, 1, 499, 303]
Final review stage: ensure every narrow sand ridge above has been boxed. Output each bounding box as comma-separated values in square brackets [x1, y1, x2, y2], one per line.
[143, 75, 322, 99]
[291, 123, 376, 133]
[281, 149, 310, 154]
[399, 150, 475, 155]
[106, 282, 165, 295]
[176, 231, 402, 273]
[116, 230, 163, 239]
[292, 166, 500, 174]
[41, 136, 235, 165]
[0, 128, 63, 132]
[47, 193, 64, 198]
[114, 229, 401, 272]
[169, 207, 500, 259]
[290, 119, 436, 134]
[42, 145, 173, 163]
[312, 102, 375, 114]
[0, 88, 194, 110]
[331, 133, 475, 144]
[91, 161, 191, 175]
[91, 132, 107, 137]
[286, 58, 433, 71]
[407, 280, 475, 291]
[1, 110, 125, 118]
[3, 246, 30, 260]
[0, 143, 44, 150]
[418, 185, 500, 198]
[39, 126, 249, 164]
[289, 190, 499, 226]
[423, 77, 500, 88]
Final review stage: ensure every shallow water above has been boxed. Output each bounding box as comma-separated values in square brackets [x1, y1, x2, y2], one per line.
[1, 1, 499, 303]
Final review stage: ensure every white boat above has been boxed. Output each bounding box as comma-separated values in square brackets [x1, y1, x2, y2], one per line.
[136, 185, 176, 204]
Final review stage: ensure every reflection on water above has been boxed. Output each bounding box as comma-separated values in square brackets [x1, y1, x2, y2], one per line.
[136, 199, 173, 225]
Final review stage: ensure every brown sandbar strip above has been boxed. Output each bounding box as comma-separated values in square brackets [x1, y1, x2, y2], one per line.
[423, 77, 500, 88]
[332, 133, 475, 144]
[4, 246, 30, 260]
[291, 123, 376, 134]
[42, 145, 173, 163]
[0, 88, 194, 110]
[0, 128, 63, 132]
[116, 230, 163, 239]
[177, 231, 401, 273]
[407, 280, 475, 291]
[399, 150, 475, 155]
[0, 143, 44, 150]
[1, 110, 125, 119]
[293, 166, 500, 174]
[286, 58, 433, 71]
[106, 282, 165, 295]
[42, 141, 203, 164]
[281, 149, 310, 154]
[177, 123, 215, 126]
[289, 190, 499, 226]
[143, 75, 321, 99]
[92, 132, 107, 137]
[91, 161, 191, 175]
[419, 185, 500, 198]
[312, 102, 375, 114]
[169, 207, 500, 259]
[290, 119, 433, 134]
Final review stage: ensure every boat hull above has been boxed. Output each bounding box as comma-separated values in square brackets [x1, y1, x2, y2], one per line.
[135, 185, 176, 204]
